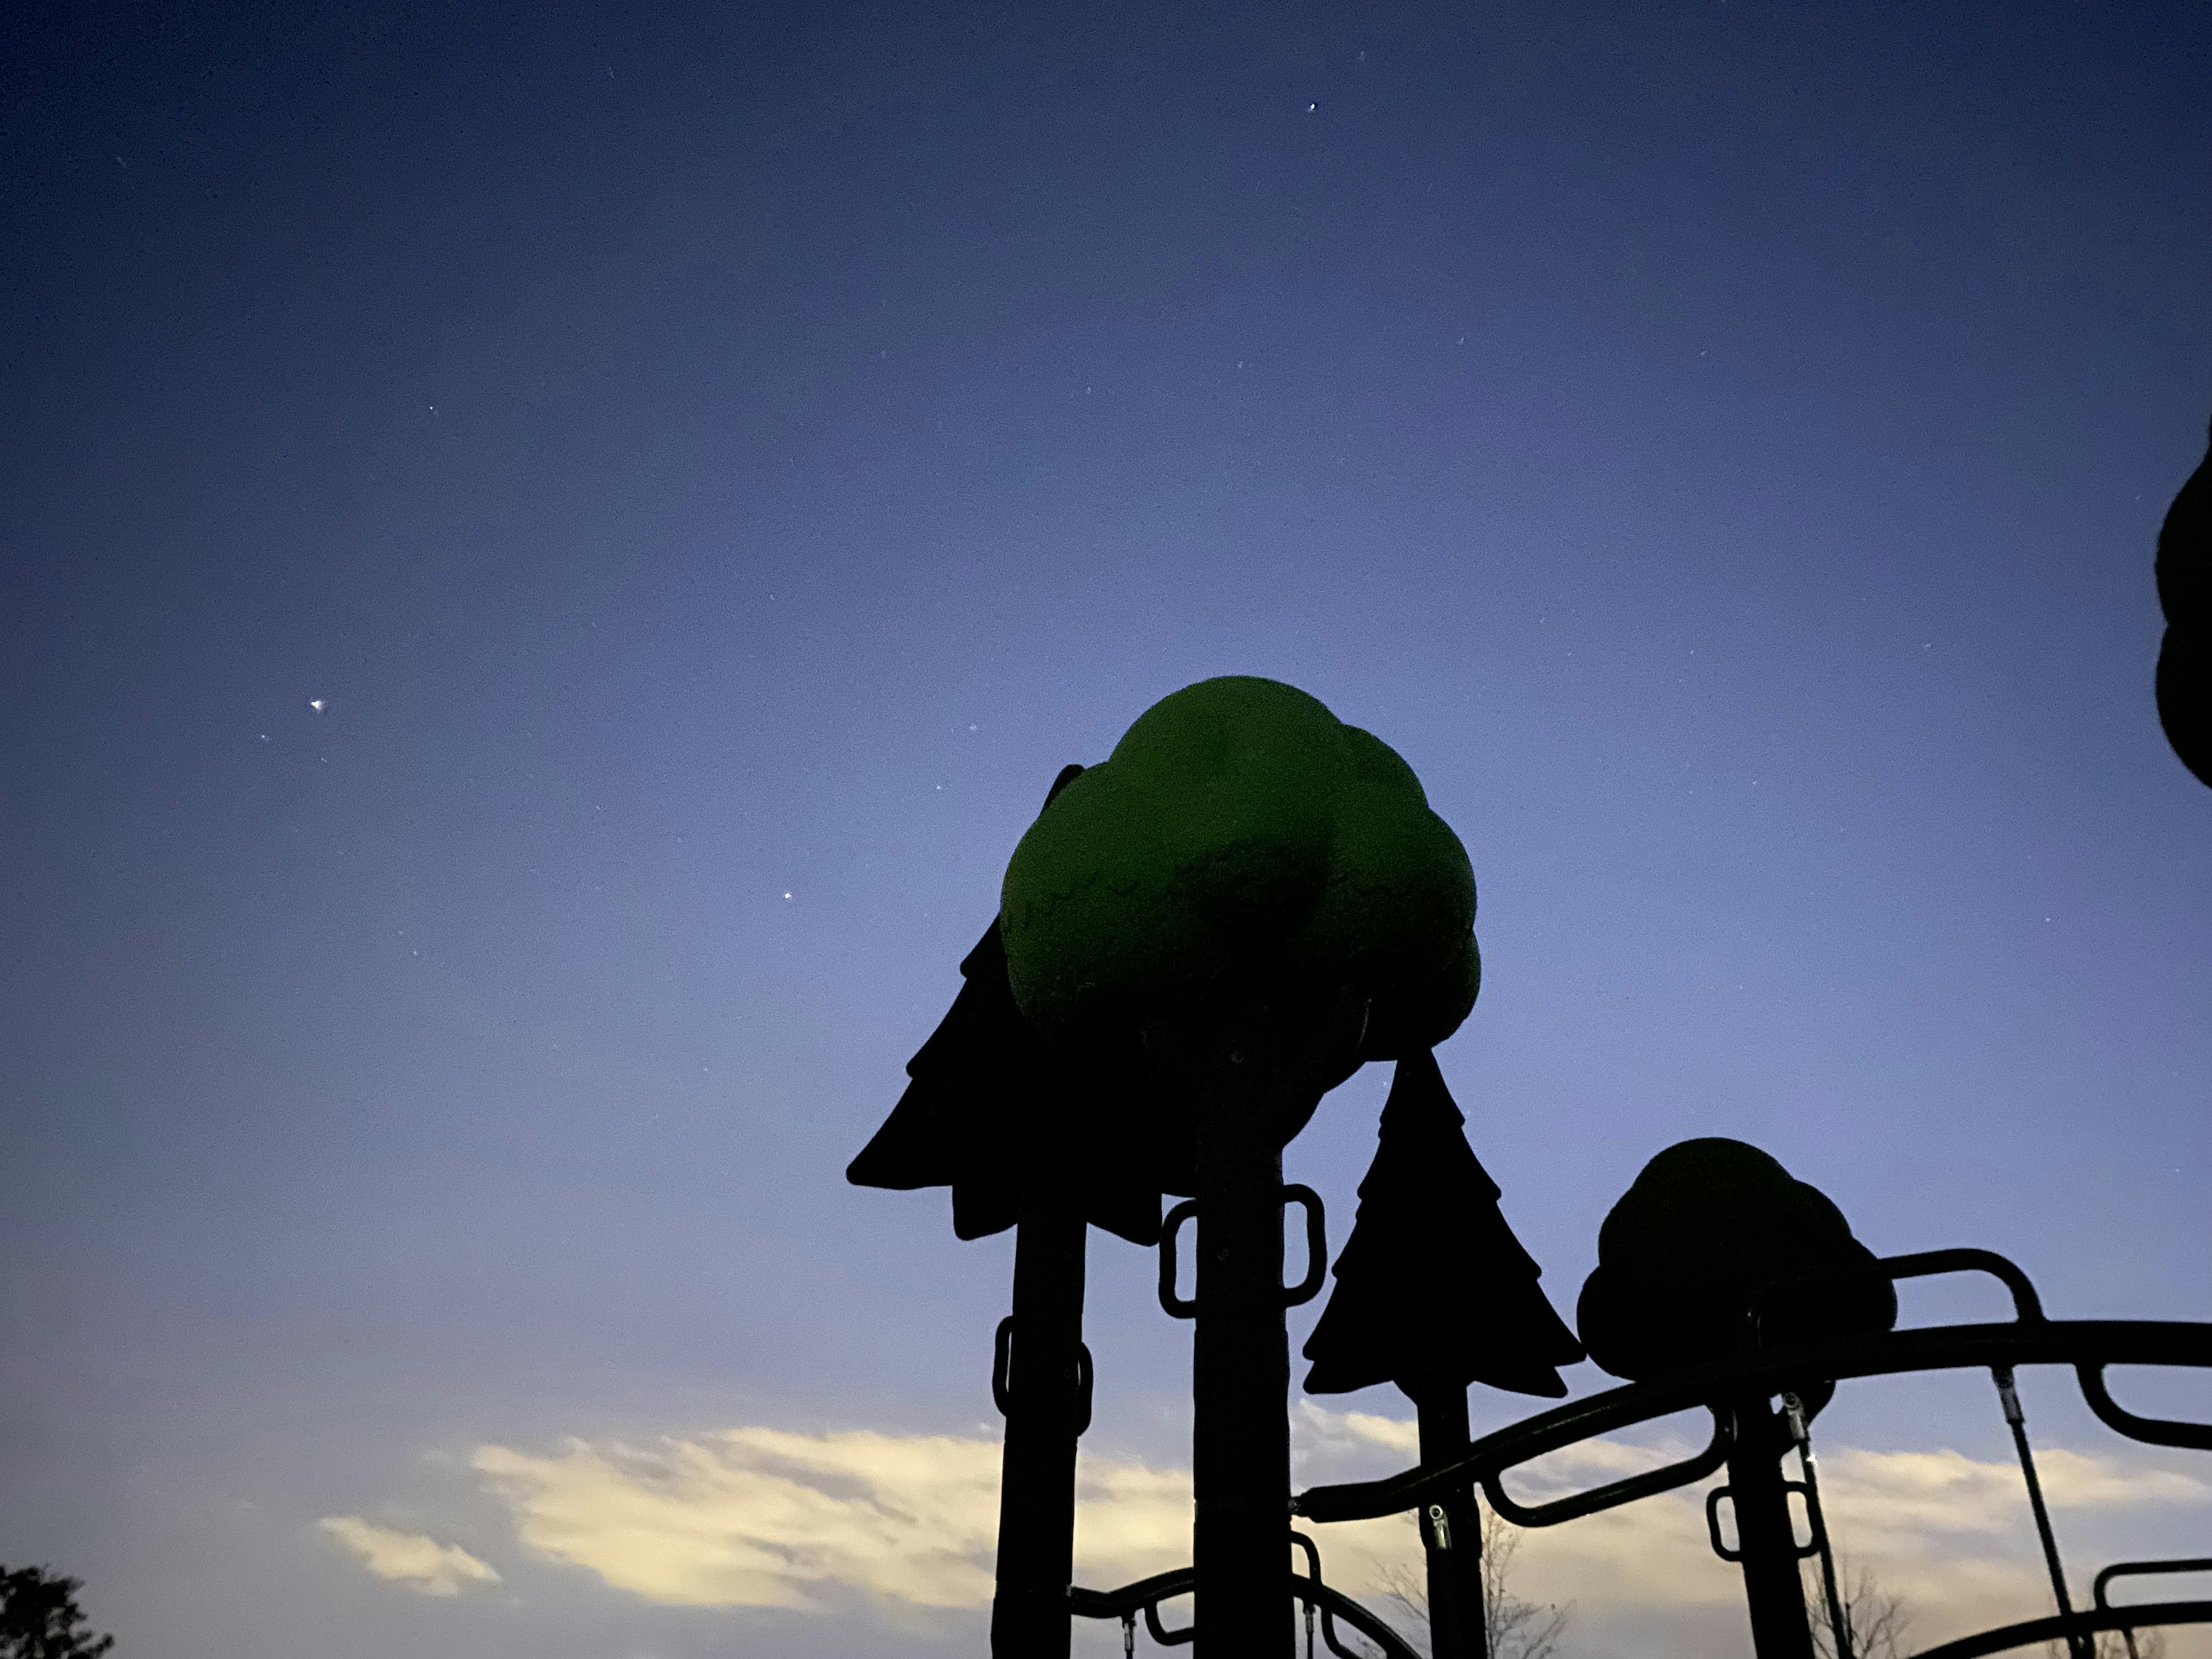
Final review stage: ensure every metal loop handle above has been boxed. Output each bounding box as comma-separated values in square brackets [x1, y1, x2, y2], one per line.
[1283, 1184, 1327, 1307]
[1157, 1187, 1329, 1315]
[1881, 1248, 2046, 1323]
[1157, 1200, 1200, 1319]
[993, 1316, 1096, 1435]
[2096, 1559, 2212, 1609]
[991, 1316, 1016, 1416]
[2078, 1365, 2212, 1451]
[1074, 1340, 1094, 1437]
[1145, 1597, 1195, 1646]
[1704, 1480, 1823, 1563]
[1483, 1406, 1733, 1528]
[1072, 1539, 1421, 1659]
[1744, 1247, 2046, 1354]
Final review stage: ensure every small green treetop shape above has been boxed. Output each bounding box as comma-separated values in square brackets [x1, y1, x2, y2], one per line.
[1577, 1138, 1896, 1390]
[1000, 677, 1478, 1059]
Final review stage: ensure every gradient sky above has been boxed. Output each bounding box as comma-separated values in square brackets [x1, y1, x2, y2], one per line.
[3, 3, 2209, 1657]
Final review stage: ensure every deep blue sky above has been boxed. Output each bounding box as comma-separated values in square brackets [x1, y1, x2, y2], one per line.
[3, 3, 2209, 1656]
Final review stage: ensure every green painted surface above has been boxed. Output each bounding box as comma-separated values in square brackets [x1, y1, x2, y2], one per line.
[1000, 677, 1476, 1055]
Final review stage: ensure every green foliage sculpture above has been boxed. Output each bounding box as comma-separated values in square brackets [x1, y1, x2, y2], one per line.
[1577, 1138, 1896, 1386]
[1001, 676, 1479, 1074]
[858, 676, 1487, 1659]
[1578, 1138, 1897, 1659]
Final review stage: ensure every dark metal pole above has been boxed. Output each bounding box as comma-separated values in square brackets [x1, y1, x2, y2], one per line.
[1781, 1392, 1851, 1659]
[991, 1172, 1089, 1659]
[1194, 1052, 1296, 1659]
[1994, 1366, 2090, 1659]
[1724, 1393, 1816, 1659]
[1414, 1382, 1488, 1659]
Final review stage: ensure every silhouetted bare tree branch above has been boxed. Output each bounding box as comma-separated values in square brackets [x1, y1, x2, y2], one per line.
[1370, 1508, 1567, 1659]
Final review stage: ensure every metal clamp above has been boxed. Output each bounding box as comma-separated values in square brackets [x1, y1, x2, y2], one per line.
[991, 1316, 1096, 1435]
[1283, 1184, 1327, 1306]
[1156, 1187, 1330, 1316]
[1704, 1480, 1823, 1563]
[1158, 1200, 1200, 1319]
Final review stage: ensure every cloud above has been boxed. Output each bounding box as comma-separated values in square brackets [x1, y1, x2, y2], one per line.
[467, 1407, 2212, 1656]
[472, 1426, 1195, 1613]
[1294, 1405, 2212, 1656]
[318, 1516, 502, 1597]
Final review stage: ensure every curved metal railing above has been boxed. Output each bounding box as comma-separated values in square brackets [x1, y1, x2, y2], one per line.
[1070, 1531, 1424, 1659]
[1286, 1248, 2212, 1659]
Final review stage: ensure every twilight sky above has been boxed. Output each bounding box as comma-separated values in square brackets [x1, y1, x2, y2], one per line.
[3, 3, 2209, 1657]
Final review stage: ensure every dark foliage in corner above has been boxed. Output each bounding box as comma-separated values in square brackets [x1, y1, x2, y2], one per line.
[0, 1566, 115, 1659]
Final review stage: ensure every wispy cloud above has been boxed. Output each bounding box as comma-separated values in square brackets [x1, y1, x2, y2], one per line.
[317, 1516, 502, 1596]
[465, 1407, 2212, 1654]
[472, 1426, 1195, 1612]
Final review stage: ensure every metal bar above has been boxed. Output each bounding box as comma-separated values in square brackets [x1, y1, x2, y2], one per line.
[1193, 1068, 1293, 1659]
[1071, 1566, 1425, 1659]
[1413, 1383, 1486, 1659]
[1724, 1393, 1816, 1659]
[1903, 1599, 2212, 1659]
[1782, 1392, 1852, 1659]
[2078, 1363, 2212, 1449]
[2095, 1559, 2212, 1659]
[1993, 1366, 2086, 1659]
[2095, 1558, 2212, 1607]
[990, 1183, 1089, 1659]
[1482, 1407, 1732, 1529]
[1294, 1319, 2212, 1527]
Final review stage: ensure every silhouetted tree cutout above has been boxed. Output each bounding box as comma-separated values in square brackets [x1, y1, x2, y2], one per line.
[847, 764, 1162, 1659]
[846, 900, 1162, 1245]
[1578, 1139, 1896, 1659]
[1303, 1048, 1582, 1659]
[0, 1566, 114, 1659]
[2156, 415, 2211, 787]
[1303, 1050, 1582, 1401]
[997, 677, 1482, 1659]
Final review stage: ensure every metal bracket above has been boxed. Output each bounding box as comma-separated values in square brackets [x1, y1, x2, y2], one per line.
[1158, 1200, 1200, 1319]
[991, 1315, 1095, 1435]
[992, 1316, 1016, 1415]
[1156, 1186, 1330, 1316]
[1704, 1480, 1823, 1563]
[1283, 1183, 1327, 1306]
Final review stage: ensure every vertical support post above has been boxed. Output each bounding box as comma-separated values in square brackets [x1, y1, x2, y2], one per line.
[1724, 1393, 1815, 1659]
[991, 1173, 1089, 1659]
[1414, 1382, 1488, 1659]
[1194, 1052, 1294, 1659]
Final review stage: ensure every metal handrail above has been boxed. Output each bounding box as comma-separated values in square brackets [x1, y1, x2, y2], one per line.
[1906, 1600, 2212, 1659]
[1480, 1406, 1732, 1527]
[1070, 1564, 1423, 1659]
[2093, 1559, 2212, 1659]
[1287, 1245, 2212, 1659]
[1296, 1317, 2212, 1525]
